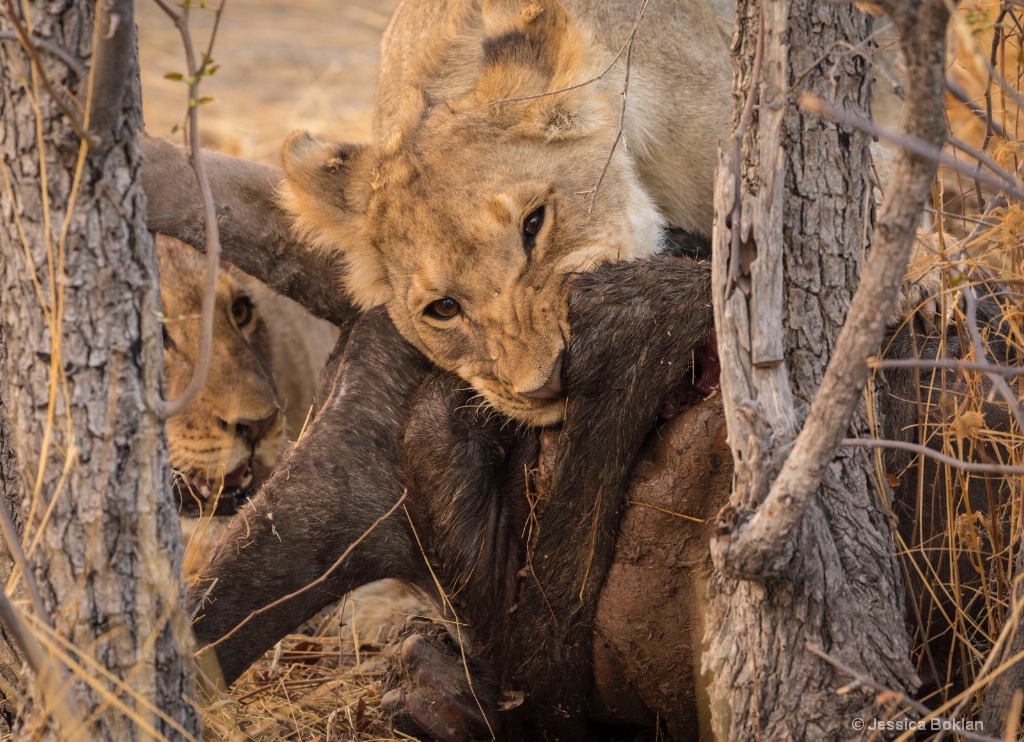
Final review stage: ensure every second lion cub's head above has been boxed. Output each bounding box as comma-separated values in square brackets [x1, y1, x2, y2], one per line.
[281, 0, 663, 426]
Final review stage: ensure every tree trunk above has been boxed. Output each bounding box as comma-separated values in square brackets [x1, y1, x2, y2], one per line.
[0, 326, 22, 734]
[704, 1, 947, 738]
[0, 1, 198, 738]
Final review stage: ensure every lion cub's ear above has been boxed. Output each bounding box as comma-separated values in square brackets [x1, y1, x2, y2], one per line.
[479, 0, 605, 140]
[280, 132, 389, 309]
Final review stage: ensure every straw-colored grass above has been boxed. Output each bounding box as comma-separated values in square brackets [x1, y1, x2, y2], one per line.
[197, 581, 425, 742]
[872, 0, 1024, 726]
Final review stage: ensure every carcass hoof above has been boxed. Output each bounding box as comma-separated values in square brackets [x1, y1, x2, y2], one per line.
[381, 617, 502, 741]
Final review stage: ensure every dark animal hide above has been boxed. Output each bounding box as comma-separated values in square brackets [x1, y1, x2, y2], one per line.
[188, 253, 1015, 740]
[189, 254, 714, 739]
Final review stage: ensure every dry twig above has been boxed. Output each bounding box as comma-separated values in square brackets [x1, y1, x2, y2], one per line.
[151, 0, 226, 419]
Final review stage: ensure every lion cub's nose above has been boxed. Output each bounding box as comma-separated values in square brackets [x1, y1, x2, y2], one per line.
[218, 412, 278, 445]
[521, 350, 565, 401]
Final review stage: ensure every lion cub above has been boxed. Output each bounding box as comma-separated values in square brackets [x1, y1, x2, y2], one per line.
[280, 0, 732, 426]
[157, 236, 337, 516]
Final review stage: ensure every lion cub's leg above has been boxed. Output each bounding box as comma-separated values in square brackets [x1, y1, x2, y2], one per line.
[188, 309, 432, 686]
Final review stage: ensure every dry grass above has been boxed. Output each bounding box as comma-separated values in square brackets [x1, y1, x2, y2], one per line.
[197, 585, 424, 742]
[868, 0, 1024, 728]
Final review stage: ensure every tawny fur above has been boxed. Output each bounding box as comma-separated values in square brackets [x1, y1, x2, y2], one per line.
[157, 236, 337, 514]
[277, 0, 731, 426]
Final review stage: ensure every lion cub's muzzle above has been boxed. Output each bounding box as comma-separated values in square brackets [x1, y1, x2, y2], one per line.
[520, 350, 565, 401]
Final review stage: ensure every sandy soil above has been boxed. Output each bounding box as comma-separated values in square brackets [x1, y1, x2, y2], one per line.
[137, 0, 399, 163]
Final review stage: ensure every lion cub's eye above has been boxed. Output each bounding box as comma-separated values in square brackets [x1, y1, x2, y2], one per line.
[231, 296, 254, 329]
[425, 298, 461, 321]
[522, 205, 545, 254]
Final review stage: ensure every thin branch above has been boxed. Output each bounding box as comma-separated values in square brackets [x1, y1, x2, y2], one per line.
[152, 0, 227, 419]
[945, 76, 1006, 141]
[800, 93, 1024, 202]
[805, 643, 1003, 742]
[489, 0, 651, 106]
[948, 133, 1021, 193]
[841, 438, 1024, 475]
[202, 491, 407, 654]
[0, 591, 82, 739]
[795, 39, 904, 98]
[0, 31, 87, 79]
[870, 357, 1024, 377]
[0, 502, 49, 632]
[961, 282, 1024, 431]
[581, 0, 649, 217]
[922, 206, 995, 228]
[947, 1, 1024, 117]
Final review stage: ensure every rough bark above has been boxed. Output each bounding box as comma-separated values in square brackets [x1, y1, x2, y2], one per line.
[0, 321, 22, 733]
[704, 1, 948, 739]
[0, 1, 198, 738]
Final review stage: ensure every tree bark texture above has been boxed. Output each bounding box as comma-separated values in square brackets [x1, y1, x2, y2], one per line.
[0, 1, 198, 738]
[0, 324, 22, 734]
[704, 1, 923, 739]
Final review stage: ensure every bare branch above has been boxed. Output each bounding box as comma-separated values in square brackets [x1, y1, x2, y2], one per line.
[961, 282, 1024, 431]
[0, 31, 87, 80]
[945, 75, 1006, 140]
[489, 0, 650, 106]
[800, 93, 1024, 201]
[870, 356, 1024, 377]
[581, 0, 649, 217]
[0, 502, 49, 633]
[0, 0, 94, 146]
[840, 438, 1024, 475]
[0, 592, 81, 738]
[151, 0, 227, 419]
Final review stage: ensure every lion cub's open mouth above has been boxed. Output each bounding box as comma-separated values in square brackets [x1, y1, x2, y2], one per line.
[173, 460, 255, 517]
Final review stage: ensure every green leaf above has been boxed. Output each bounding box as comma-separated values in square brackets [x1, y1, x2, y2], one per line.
[164, 72, 184, 81]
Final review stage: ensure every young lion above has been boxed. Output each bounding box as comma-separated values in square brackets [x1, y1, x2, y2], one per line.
[157, 236, 338, 516]
[279, 0, 731, 426]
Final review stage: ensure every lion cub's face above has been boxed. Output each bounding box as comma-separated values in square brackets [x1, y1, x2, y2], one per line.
[280, 0, 664, 426]
[157, 237, 284, 514]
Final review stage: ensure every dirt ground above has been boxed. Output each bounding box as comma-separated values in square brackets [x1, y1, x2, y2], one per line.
[138, 0, 399, 162]
[138, 2, 424, 739]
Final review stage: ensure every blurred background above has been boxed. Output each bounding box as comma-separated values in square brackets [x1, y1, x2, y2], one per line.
[138, 0, 399, 162]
